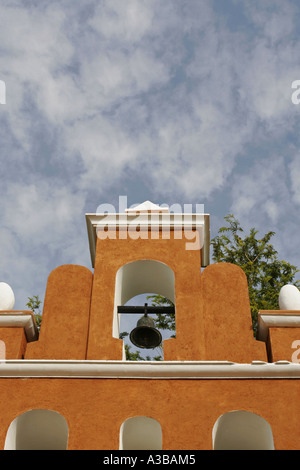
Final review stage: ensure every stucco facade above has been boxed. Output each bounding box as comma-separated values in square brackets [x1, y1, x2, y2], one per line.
[0, 203, 300, 450]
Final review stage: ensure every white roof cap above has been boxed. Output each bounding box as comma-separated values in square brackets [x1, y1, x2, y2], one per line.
[126, 200, 169, 213]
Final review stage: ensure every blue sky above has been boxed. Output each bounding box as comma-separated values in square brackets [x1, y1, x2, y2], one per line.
[1, 0, 300, 316]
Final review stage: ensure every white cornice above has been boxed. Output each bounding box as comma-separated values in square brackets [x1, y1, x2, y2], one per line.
[0, 311, 38, 342]
[0, 360, 299, 379]
[257, 311, 300, 342]
[86, 212, 210, 268]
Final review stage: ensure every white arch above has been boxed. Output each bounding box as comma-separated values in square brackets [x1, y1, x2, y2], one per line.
[212, 410, 274, 450]
[119, 416, 162, 450]
[113, 259, 175, 341]
[4, 409, 69, 450]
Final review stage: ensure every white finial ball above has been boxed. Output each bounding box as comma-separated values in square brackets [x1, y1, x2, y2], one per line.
[0, 283, 15, 310]
[279, 284, 300, 310]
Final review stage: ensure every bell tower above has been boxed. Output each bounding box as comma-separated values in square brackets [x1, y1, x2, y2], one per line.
[85, 201, 265, 362]
[85, 201, 210, 360]
[1, 200, 300, 450]
[24, 200, 267, 364]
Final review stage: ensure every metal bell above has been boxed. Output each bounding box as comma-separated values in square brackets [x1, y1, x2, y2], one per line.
[130, 313, 162, 349]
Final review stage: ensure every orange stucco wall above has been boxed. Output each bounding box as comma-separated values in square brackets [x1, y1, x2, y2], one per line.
[0, 328, 26, 359]
[268, 328, 300, 362]
[22, 229, 295, 364]
[25, 265, 93, 360]
[86, 229, 266, 362]
[0, 377, 299, 450]
[87, 230, 205, 360]
[1, 226, 300, 450]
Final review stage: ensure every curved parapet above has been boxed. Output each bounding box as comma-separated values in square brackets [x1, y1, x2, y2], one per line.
[25, 265, 93, 360]
[201, 263, 267, 362]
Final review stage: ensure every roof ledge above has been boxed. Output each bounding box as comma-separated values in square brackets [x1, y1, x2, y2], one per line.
[0, 311, 38, 342]
[0, 359, 299, 379]
[257, 310, 300, 342]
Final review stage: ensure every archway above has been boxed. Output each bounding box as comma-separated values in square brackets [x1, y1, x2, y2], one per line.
[4, 409, 69, 450]
[114, 260, 175, 360]
[120, 416, 162, 450]
[212, 410, 274, 450]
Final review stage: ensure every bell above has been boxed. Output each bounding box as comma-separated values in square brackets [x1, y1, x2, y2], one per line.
[130, 313, 162, 349]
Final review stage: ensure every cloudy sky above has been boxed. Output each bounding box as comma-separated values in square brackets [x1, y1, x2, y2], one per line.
[1, 0, 300, 314]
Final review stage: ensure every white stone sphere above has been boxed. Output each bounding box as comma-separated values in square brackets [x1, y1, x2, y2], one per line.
[0, 283, 15, 310]
[279, 284, 300, 310]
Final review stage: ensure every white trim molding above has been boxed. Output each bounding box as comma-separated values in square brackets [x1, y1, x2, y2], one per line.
[0, 311, 38, 342]
[257, 310, 300, 342]
[0, 359, 299, 379]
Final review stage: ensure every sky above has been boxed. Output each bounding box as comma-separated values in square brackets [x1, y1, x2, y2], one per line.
[1, 0, 300, 329]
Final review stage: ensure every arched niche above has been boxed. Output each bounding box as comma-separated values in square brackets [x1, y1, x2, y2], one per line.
[113, 260, 175, 341]
[119, 416, 162, 450]
[4, 409, 69, 450]
[212, 410, 274, 450]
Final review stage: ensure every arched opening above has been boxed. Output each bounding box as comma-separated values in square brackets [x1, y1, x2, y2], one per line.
[4, 409, 69, 450]
[119, 416, 162, 450]
[114, 260, 175, 360]
[212, 410, 274, 450]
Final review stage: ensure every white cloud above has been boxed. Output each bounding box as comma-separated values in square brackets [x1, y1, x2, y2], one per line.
[89, 0, 156, 43]
[79, 46, 171, 112]
[244, 0, 297, 44]
[230, 155, 291, 224]
[0, 180, 89, 308]
[288, 154, 300, 205]
[1, 182, 86, 242]
[1, 0, 300, 305]
[2, 0, 298, 201]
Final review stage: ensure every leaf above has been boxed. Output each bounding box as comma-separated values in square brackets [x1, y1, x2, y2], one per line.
[211, 215, 299, 335]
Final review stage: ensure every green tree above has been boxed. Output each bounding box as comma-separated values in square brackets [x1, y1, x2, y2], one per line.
[26, 295, 42, 330]
[146, 294, 175, 335]
[124, 343, 163, 361]
[211, 214, 300, 334]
